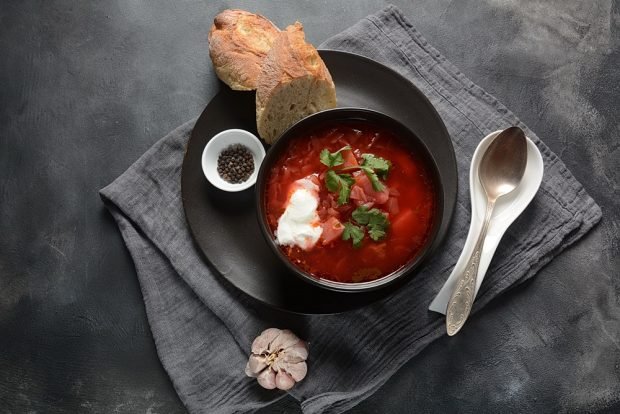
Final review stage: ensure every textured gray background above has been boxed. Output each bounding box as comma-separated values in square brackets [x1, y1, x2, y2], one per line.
[1, 0, 618, 413]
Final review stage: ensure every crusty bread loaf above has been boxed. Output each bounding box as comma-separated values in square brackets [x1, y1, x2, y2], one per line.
[208, 9, 280, 91]
[255, 23, 337, 144]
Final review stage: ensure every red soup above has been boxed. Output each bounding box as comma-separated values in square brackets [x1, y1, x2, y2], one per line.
[265, 120, 437, 283]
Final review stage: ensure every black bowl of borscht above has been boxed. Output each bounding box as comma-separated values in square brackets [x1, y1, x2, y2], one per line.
[255, 108, 443, 292]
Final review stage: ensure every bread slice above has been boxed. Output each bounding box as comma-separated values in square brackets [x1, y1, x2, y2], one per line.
[256, 23, 337, 144]
[208, 9, 280, 91]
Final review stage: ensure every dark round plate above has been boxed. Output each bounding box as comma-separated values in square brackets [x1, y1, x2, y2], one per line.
[181, 50, 457, 314]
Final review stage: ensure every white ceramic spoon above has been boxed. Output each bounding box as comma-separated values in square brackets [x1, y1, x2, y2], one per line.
[428, 129, 544, 314]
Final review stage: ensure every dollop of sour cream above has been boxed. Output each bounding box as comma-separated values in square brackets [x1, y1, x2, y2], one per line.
[275, 176, 323, 250]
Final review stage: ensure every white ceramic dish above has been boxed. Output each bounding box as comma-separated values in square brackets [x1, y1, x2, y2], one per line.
[201, 129, 266, 192]
[429, 129, 544, 314]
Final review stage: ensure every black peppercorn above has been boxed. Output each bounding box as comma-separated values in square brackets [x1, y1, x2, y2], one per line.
[217, 144, 255, 184]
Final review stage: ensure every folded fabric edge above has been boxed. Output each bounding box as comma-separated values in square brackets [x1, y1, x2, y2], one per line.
[99, 197, 200, 411]
[100, 196, 295, 413]
[99, 119, 197, 201]
[97, 121, 306, 412]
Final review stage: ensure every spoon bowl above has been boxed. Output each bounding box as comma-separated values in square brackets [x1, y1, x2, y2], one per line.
[479, 126, 528, 201]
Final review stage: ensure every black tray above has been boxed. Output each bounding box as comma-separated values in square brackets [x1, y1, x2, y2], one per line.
[181, 50, 457, 314]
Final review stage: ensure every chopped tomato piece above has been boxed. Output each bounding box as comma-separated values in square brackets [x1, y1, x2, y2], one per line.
[321, 217, 344, 245]
[353, 172, 390, 204]
[350, 185, 367, 202]
[342, 149, 359, 168]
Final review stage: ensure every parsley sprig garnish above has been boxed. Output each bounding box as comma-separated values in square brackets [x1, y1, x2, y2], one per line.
[342, 206, 391, 248]
[354, 165, 386, 192]
[342, 222, 365, 248]
[320, 145, 351, 168]
[360, 154, 390, 177]
[351, 206, 390, 242]
[324, 170, 355, 205]
[320, 148, 391, 204]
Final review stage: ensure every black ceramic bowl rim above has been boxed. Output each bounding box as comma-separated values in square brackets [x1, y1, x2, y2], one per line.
[255, 108, 444, 293]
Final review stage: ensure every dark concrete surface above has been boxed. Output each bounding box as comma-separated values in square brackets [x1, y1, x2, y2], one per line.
[0, 0, 618, 412]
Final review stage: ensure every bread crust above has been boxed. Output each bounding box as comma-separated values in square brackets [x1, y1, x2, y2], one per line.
[208, 9, 280, 90]
[256, 23, 337, 143]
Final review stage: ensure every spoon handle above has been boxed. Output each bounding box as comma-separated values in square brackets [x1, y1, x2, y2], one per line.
[446, 198, 496, 336]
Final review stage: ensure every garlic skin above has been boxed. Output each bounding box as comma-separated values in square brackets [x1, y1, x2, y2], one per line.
[245, 328, 308, 390]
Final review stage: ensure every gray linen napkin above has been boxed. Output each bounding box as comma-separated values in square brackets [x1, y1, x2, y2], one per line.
[100, 5, 602, 414]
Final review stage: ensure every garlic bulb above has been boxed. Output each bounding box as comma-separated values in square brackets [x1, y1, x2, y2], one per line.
[245, 328, 308, 390]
